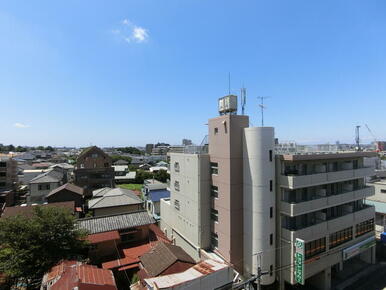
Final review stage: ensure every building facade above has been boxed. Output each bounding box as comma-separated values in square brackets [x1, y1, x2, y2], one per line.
[74, 146, 115, 197]
[0, 156, 17, 208]
[159, 95, 376, 289]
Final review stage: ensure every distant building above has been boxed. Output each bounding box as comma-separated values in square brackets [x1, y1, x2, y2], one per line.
[113, 159, 129, 165]
[182, 139, 192, 146]
[145, 144, 154, 155]
[88, 187, 143, 216]
[28, 168, 65, 204]
[0, 156, 17, 208]
[74, 146, 115, 197]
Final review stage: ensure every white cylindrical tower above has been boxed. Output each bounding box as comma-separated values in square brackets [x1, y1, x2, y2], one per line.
[243, 127, 275, 285]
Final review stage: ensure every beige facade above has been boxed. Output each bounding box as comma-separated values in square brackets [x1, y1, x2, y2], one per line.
[160, 153, 210, 261]
[276, 152, 377, 290]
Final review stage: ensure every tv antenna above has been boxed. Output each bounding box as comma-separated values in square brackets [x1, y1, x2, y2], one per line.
[257, 96, 270, 126]
[240, 87, 247, 115]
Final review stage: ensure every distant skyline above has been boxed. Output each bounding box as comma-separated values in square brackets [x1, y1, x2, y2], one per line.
[1, 0, 386, 147]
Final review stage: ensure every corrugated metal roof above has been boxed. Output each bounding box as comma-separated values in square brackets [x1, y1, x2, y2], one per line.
[78, 210, 155, 234]
[88, 188, 142, 209]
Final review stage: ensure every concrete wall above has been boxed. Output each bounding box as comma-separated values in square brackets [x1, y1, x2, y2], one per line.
[208, 114, 249, 273]
[29, 182, 60, 204]
[160, 153, 210, 261]
[243, 127, 276, 284]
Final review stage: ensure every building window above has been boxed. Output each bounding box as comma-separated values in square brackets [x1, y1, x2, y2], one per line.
[210, 162, 219, 175]
[356, 219, 374, 237]
[329, 227, 353, 249]
[211, 232, 218, 248]
[270, 180, 273, 192]
[174, 180, 180, 191]
[211, 185, 218, 198]
[174, 162, 180, 172]
[214, 127, 219, 134]
[91, 153, 98, 158]
[0, 162, 6, 168]
[0, 172, 6, 177]
[269, 150, 273, 162]
[270, 234, 273, 245]
[174, 199, 180, 211]
[381, 189, 386, 194]
[104, 162, 109, 168]
[305, 237, 326, 260]
[270, 207, 273, 218]
[0, 182, 5, 187]
[270, 265, 273, 276]
[211, 208, 218, 222]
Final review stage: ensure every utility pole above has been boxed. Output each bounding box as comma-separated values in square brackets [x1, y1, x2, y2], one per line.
[257, 96, 269, 127]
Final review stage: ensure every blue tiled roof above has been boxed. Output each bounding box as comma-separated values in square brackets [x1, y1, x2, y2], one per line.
[149, 189, 170, 202]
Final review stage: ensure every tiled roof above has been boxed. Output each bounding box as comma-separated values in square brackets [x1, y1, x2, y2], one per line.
[29, 169, 64, 184]
[46, 183, 84, 197]
[1, 201, 75, 218]
[102, 243, 152, 270]
[77, 210, 155, 234]
[88, 188, 142, 209]
[87, 230, 120, 244]
[140, 242, 195, 277]
[43, 260, 117, 290]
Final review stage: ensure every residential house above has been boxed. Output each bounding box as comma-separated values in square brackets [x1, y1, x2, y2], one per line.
[144, 189, 169, 221]
[77, 210, 159, 268]
[114, 159, 129, 165]
[113, 165, 136, 184]
[89, 187, 143, 217]
[28, 168, 65, 204]
[74, 146, 115, 197]
[1, 201, 78, 219]
[137, 242, 195, 283]
[46, 183, 84, 208]
[41, 260, 117, 290]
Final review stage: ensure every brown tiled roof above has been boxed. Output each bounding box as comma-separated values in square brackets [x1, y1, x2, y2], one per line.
[1, 201, 75, 218]
[47, 183, 84, 197]
[87, 230, 120, 244]
[140, 242, 195, 277]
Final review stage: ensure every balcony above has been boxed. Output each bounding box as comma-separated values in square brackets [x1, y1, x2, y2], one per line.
[280, 186, 374, 216]
[279, 167, 374, 189]
[282, 205, 375, 241]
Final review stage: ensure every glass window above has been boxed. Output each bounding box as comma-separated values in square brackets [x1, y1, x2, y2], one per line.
[174, 162, 180, 172]
[211, 185, 218, 198]
[211, 208, 218, 222]
[174, 199, 180, 210]
[210, 162, 218, 175]
[174, 180, 180, 191]
[211, 232, 218, 248]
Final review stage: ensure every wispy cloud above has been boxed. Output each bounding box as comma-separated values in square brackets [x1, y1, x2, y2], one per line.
[14, 122, 30, 128]
[112, 19, 149, 44]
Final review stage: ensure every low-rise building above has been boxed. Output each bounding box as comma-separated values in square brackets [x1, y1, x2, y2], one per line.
[0, 156, 17, 208]
[88, 187, 143, 217]
[41, 260, 117, 290]
[46, 183, 84, 208]
[28, 168, 65, 204]
[74, 146, 115, 197]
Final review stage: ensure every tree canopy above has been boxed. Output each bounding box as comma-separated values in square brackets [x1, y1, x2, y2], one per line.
[0, 206, 88, 284]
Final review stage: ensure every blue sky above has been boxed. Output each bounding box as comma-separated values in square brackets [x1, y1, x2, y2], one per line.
[1, 0, 386, 147]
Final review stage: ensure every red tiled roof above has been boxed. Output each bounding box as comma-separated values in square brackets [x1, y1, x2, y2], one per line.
[102, 243, 152, 270]
[43, 261, 117, 290]
[117, 263, 140, 271]
[87, 231, 120, 244]
[149, 224, 171, 243]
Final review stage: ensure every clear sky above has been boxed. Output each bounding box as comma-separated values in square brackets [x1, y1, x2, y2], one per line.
[1, 0, 386, 147]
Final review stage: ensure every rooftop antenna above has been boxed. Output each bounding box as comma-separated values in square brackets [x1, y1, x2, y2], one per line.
[228, 72, 231, 95]
[240, 87, 247, 115]
[257, 96, 270, 126]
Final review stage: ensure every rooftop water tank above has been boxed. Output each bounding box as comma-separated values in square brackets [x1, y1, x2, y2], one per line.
[218, 95, 237, 115]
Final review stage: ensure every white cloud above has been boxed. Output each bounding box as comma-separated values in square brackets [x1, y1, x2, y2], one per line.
[14, 122, 30, 128]
[112, 19, 149, 44]
[132, 26, 148, 42]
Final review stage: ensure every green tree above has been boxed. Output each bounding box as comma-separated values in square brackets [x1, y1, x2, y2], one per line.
[0, 206, 88, 285]
[110, 155, 132, 164]
[154, 169, 169, 183]
[36, 146, 45, 151]
[134, 170, 154, 184]
[45, 146, 54, 151]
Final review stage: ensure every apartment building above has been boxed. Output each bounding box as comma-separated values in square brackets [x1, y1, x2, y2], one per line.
[160, 95, 376, 289]
[276, 152, 376, 289]
[0, 156, 18, 208]
[74, 146, 115, 197]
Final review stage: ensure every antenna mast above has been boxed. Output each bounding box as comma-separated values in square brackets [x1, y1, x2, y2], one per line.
[355, 125, 361, 151]
[241, 87, 247, 115]
[257, 96, 269, 127]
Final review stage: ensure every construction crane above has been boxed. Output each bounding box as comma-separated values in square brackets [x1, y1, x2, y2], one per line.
[365, 124, 381, 151]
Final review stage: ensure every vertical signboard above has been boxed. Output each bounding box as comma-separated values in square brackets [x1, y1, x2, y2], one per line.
[294, 238, 305, 285]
